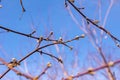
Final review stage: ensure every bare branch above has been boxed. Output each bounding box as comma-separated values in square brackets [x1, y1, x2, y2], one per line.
[63, 59, 120, 80]
[67, 0, 120, 48]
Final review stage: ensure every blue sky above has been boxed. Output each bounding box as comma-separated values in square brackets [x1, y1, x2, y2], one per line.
[0, 0, 120, 80]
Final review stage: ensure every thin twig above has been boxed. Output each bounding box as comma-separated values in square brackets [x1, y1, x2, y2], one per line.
[0, 26, 39, 39]
[20, 0, 26, 12]
[98, 47, 115, 80]
[0, 69, 10, 79]
[0, 26, 57, 42]
[38, 62, 51, 79]
[38, 50, 63, 63]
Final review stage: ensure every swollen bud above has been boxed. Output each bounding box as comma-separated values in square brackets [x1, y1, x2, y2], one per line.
[87, 67, 95, 75]
[58, 37, 63, 43]
[69, 0, 75, 3]
[47, 62, 51, 67]
[81, 34, 85, 38]
[108, 61, 114, 67]
[93, 20, 99, 24]
[75, 36, 80, 40]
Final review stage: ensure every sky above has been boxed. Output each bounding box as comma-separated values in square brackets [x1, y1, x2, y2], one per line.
[0, 0, 120, 80]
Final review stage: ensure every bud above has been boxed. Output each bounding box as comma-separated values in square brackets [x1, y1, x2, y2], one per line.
[69, 0, 74, 3]
[8, 63, 14, 69]
[66, 76, 73, 80]
[12, 58, 17, 62]
[58, 37, 63, 43]
[81, 34, 85, 38]
[33, 76, 39, 80]
[9, 58, 20, 67]
[37, 36, 43, 43]
[88, 67, 95, 75]
[93, 20, 99, 24]
[108, 61, 114, 67]
[75, 36, 80, 40]
[47, 62, 51, 67]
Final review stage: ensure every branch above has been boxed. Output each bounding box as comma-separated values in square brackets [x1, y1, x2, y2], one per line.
[63, 59, 120, 80]
[18, 34, 85, 63]
[97, 47, 115, 80]
[0, 33, 85, 79]
[38, 63, 51, 78]
[0, 58, 33, 79]
[67, 0, 120, 48]
[0, 26, 57, 42]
